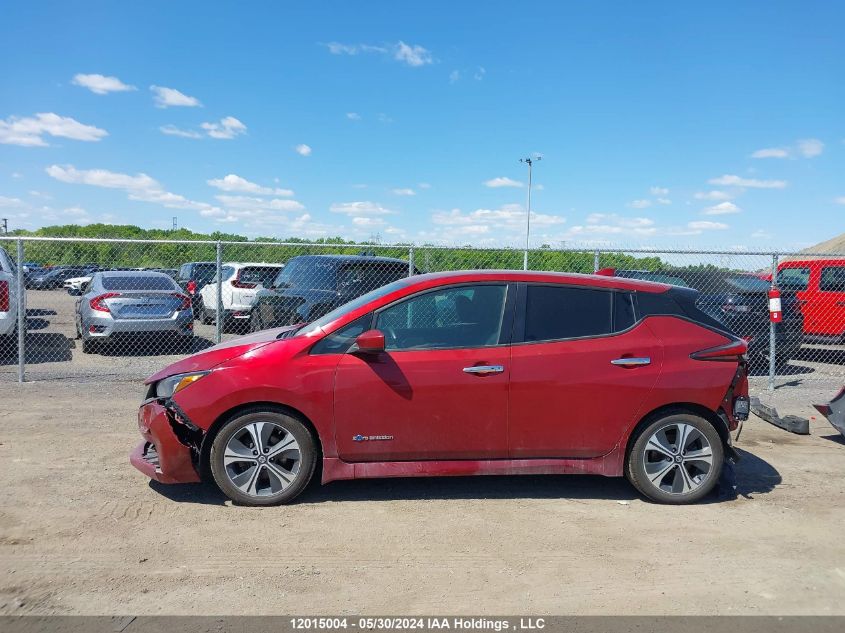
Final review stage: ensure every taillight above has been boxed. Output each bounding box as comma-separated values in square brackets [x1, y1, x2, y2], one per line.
[89, 292, 120, 312]
[231, 275, 256, 289]
[186, 280, 197, 295]
[0, 280, 8, 312]
[690, 338, 748, 362]
[173, 293, 191, 310]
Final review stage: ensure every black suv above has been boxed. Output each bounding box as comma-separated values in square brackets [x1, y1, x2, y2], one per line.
[250, 254, 416, 332]
[177, 262, 217, 318]
[609, 269, 803, 371]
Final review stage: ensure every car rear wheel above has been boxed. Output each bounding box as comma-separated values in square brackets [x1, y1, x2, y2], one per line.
[626, 413, 723, 504]
[249, 310, 265, 333]
[210, 409, 317, 506]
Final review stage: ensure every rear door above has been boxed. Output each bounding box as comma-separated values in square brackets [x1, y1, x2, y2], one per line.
[817, 264, 845, 336]
[776, 263, 813, 334]
[508, 284, 662, 458]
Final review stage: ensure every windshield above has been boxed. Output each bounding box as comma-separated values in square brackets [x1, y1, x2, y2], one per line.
[102, 275, 178, 291]
[273, 258, 338, 291]
[297, 277, 412, 336]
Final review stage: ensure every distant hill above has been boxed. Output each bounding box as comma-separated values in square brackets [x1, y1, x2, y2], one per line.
[800, 231, 845, 255]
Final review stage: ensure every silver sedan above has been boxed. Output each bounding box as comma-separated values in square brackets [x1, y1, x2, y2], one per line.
[75, 271, 194, 354]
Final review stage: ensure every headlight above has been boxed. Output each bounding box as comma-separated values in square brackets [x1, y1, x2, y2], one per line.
[155, 371, 210, 399]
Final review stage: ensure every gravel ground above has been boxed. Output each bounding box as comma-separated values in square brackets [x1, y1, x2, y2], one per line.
[1, 289, 844, 615]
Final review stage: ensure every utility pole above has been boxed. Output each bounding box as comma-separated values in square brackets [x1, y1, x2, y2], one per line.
[1, 218, 7, 234]
[172, 216, 178, 231]
[519, 156, 540, 270]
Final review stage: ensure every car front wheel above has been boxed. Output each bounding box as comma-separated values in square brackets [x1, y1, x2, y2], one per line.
[210, 409, 317, 506]
[626, 412, 723, 504]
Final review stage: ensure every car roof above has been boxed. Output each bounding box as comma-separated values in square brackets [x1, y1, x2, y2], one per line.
[781, 258, 845, 266]
[222, 262, 284, 268]
[98, 270, 174, 278]
[403, 269, 671, 293]
[289, 254, 410, 266]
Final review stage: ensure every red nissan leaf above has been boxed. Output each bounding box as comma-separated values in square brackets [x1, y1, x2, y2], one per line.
[131, 270, 750, 505]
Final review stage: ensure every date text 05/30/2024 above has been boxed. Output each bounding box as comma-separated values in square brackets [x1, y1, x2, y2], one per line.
[290, 618, 546, 631]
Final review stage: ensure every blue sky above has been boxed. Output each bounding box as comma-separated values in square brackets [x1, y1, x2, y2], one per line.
[1, 0, 843, 250]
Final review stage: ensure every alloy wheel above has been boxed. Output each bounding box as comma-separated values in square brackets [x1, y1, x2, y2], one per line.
[641, 422, 714, 495]
[223, 420, 302, 498]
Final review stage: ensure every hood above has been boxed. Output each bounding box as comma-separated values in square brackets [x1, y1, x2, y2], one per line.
[144, 325, 299, 384]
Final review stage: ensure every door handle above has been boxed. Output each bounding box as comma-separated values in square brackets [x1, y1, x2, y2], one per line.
[610, 357, 651, 367]
[463, 365, 505, 375]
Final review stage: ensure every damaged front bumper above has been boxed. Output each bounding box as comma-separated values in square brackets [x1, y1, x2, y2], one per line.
[129, 399, 202, 484]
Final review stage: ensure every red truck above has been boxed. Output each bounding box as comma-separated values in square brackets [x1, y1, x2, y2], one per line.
[773, 259, 845, 340]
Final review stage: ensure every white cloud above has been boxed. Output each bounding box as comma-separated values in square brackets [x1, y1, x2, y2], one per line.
[418, 182, 431, 189]
[751, 147, 789, 159]
[628, 199, 652, 209]
[694, 190, 733, 201]
[346, 112, 361, 120]
[0, 195, 24, 208]
[656, 198, 671, 205]
[751, 138, 824, 159]
[484, 176, 523, 188]
[703, 201, 741, 215]
[649, 186, 669, 196]
[835, 196, 845, 205]
[449, 70, 461, 83]
[201, 116, 247, 139]
[432, 206, 565, 240]
[567, 214, 657, 238]
[46, 164, 219, 213]
[323, 41, 433, 67]
[0, 113, 108, 146]
[708, 174, 787, 189]
[72, 73, 136, 95]
[150, 85, 201, 108]
[394, 41, 434, 67]
[352, 216, 386, 228]
[294, 143, 312, 156]
[215, 195, 304, 212]
[159, 124, 203, 139]
[474, 66, 486, 81]
[751, 229, 773, 239]
[688, 220, 729, 230]
[391, 188, 415, 196]
[330, 201, 395, 215]
[797, 138, 824, 158]
[207, 174, 293, 196]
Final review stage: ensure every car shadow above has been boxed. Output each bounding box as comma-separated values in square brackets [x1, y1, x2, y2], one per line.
[148, 446, 781, 506]
[795, 347, 845, 365]
[94, 336, 214, 357]
[819, 432, 845, 446]
[747, 362, 814, 377]
[26, 308, 57, 317]
[0, 333, 73, 365]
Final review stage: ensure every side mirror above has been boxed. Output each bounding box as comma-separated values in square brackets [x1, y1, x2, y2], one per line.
[354, 329, 385, 354]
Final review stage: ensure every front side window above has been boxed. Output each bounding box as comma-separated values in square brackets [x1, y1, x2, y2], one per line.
[310, 314, 372, 355]
[524, 285, 612, 342]
[375, 284, 508, 351]
[777, 266, 810, 291]
[820, 266, 845, 293]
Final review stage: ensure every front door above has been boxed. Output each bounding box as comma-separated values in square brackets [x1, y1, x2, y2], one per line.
[816, 264, 845, 337]
[333, 283, 514, 462]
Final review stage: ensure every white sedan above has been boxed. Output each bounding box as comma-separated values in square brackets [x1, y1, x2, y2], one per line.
[64, 275, 93, 293]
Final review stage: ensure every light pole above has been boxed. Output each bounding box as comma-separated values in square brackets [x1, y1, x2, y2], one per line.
[519, 156, 540, 270]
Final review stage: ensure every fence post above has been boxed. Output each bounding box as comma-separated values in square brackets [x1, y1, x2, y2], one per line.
[215, 241, 223, 344]
[768, 253, 778, 392]
[593, 250, 600, 273]
[408, 247, 415, 277]
[16, 238, 25, 383]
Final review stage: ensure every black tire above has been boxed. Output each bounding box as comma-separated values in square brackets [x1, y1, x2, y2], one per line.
[192, 296, 205, 321]
[200, 308, 214, 325]
[250, 310, 264, 333]
[210, 409, 317, 506]
[626, 412, 724, 504]
[81, 337, 100, 354]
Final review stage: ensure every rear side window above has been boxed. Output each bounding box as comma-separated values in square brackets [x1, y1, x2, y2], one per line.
[240, 266, 281, 286]
[820, 266, 845, 292]
[338, 262, 409, 292]
[777, 267, 810, 291]
[524, 286, 612, 342]
[102, 276, 177, 291]
[613, 292, 636, 331]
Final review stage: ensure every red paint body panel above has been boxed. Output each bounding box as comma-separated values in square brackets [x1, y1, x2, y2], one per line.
[131, 401, 200, 484]
[128, 270, 744, 490]
[333, 347, 511, 461]
[509, 321, 663, 458]
[777, 259, 845, 337]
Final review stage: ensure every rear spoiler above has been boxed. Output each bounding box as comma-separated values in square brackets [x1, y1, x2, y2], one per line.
[595, 267, 616, 277]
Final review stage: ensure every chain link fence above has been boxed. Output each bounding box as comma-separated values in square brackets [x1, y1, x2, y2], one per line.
[1, 236, 843, 408]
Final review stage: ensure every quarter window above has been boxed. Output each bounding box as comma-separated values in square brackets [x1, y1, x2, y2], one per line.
[375, 285, 508, 351]
[820, 266, 845, 292]
[524, 286, 613, 342]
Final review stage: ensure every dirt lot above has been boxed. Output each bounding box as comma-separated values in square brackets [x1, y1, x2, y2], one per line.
[1, 375, 844, 616]
[2, 289, 845, 615]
